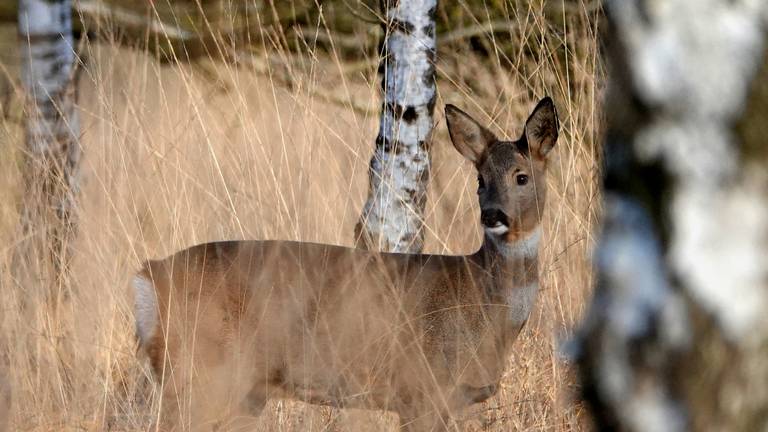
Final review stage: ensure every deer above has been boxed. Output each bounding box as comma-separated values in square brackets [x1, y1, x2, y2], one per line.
[0, 367, 9, 432]
[132, 98, 558, 431]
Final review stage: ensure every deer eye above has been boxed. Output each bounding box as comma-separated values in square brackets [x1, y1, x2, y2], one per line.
[516, 174, 529, 186]
[477, 175, 486, 194]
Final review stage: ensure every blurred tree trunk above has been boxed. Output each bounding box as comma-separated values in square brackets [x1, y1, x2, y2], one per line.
[18, 0, 80, 285]
[355, 0, 437, 253]
[574, 1, 768, 431]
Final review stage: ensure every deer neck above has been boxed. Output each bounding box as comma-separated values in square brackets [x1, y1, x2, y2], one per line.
[476, 226, 541, 298]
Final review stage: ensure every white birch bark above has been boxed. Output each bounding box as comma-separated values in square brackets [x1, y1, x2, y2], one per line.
[356, 0, 437, 253]
[18, 0, 81, 279]
[573, 1, 768, 430]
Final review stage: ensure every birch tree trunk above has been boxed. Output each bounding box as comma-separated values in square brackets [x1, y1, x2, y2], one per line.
[18, 0, 81, 283]
[574, 1, 768, 430]
[355, 0, 437, 253]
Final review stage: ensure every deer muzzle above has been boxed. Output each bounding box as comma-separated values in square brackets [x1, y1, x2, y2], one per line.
[481, 208, 509, 228]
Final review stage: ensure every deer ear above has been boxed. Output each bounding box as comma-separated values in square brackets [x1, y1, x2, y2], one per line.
[445, 105, 496, 164]
[524, 97, 559, 159]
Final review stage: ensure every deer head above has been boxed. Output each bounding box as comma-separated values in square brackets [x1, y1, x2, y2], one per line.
[445, 98, 559, 245]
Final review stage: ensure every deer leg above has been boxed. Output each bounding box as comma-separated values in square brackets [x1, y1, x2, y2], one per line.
[240, 382, 268, 417]
[216, 392, 265, 432]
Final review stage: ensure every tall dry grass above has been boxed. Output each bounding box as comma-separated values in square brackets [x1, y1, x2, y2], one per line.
[0, 1, 602, 430]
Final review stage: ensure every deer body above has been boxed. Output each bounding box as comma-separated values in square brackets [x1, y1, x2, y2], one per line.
[134, 99, 558, 431]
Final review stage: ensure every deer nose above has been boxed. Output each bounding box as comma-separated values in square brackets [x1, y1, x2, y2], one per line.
[481, 208, 509, 227]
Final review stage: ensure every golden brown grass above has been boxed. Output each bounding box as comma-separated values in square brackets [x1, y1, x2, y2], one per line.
[0, 1, 602, 430]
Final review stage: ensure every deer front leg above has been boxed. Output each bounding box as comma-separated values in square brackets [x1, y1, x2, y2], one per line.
[239, 381, 268, 417]
[213, 384, 266, 432]
[397, 394, 456, 432]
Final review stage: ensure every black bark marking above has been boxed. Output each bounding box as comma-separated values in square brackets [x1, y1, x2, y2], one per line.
[404, 187, 417, 202]
[603, 130, 673, 245]
[418, 166, 430, 183]
[46, 60, 67, 80]
[402, 106, 418, 123]
[400, 232, 415, 246]
[390, 18, 415, 35]
[403, 184, 428, 218]
[387, 102, 419, 124]
[39, 46, 65, 61]
[377, 135, 404, 154]
[425, 48, 436, 65]
[386, 101, 405, 118]
[417, 193, 427, 209]
[423, 49, 436, 86]
[422, 23, 435, 39]
[416, 139, 432, 153]
[423, 63, 436, 87]
[427, 5, 437, 21]
[376, 134, 388, 151]
[426, 94, 436, 115]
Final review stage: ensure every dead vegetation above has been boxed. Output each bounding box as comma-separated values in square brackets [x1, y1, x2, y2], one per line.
[0, 1, 602, 430]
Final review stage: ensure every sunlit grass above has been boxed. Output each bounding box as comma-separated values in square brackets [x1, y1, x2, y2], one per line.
[0, 1, 601, 430]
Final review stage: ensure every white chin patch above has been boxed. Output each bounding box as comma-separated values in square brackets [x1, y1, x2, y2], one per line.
[484, 223, 509, 236]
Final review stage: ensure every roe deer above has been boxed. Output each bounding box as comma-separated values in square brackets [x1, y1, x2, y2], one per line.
[133, 98, 558, 431]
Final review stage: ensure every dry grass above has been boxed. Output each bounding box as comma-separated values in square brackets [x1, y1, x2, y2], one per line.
[0, 1, 602, 430]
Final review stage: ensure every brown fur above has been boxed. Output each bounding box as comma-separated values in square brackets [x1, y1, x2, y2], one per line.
[134, 99, 558, 431]
[0, 365, 9, 432]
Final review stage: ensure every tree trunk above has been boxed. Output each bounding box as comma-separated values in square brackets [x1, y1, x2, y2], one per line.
[18, 0, 81, 284]
[355, 0, 437, 253]
[574, 1, 768, 431]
